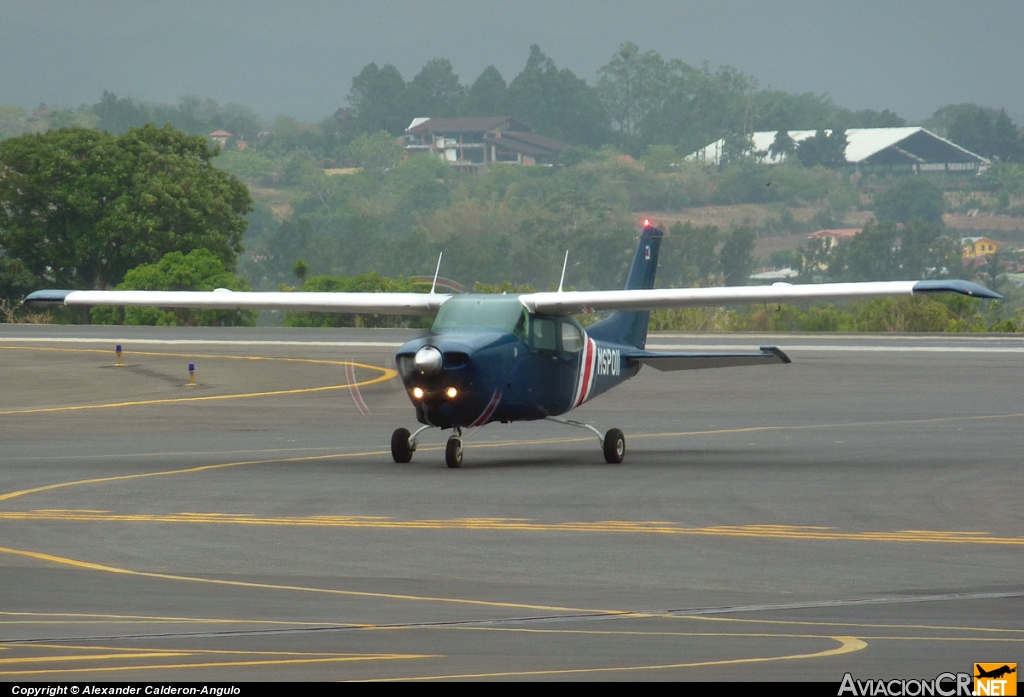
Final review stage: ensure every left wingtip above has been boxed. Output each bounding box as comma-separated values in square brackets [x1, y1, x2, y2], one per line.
[23, 290, 72, 308]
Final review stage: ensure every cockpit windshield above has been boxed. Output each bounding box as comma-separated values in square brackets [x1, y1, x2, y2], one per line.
[431, 296, 528, 338]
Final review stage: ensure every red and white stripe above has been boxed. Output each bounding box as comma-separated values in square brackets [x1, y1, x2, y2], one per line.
[469, 389, 502, 428]
[570, 336, 598, 410]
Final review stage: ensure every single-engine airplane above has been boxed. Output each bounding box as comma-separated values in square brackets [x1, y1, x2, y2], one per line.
[25, 222, 1001, 468]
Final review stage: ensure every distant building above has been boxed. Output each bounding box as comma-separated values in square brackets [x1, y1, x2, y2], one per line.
[404, 117, 569, 170]
[961, 236, 1002, 258]
[750, 268, 799, 281]
[688, 127, 989, 173]
[808, 228, 862, 248]
[207, 130, 232, 148]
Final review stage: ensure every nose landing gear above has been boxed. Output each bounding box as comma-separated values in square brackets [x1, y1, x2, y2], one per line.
[445, 431, 463, 469]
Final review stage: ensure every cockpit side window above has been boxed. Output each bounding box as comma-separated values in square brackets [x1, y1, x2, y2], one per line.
[513, 309, 528, 342]
[532, 317, 557, 351]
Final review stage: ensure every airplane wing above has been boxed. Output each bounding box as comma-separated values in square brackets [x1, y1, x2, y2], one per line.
[23, 289, 451, 314]
[627, 346, 791, 372]
[519, 280, 1001, 315]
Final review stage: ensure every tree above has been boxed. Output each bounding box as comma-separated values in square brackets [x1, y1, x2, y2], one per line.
[94, 91, 151, 134]
[284, 272, 427, 328]
[768, 129, 797, 161]
[505, 45, 609, 146]
[91, 249, 255, 326]
[947, 105, 994, 158]
[0, 106, 30, 140]
[718, 225, 756, 286]
[461, 66, 506, 116]
[346, 131, 403, 174]
[407, 58, 465, 118]
[795, 128, 847, 168]
[347, 63, 410, 135]
[641, 61, 756, 156]
[991, 109, 1022, 162]
[597, 42, 667, 142]
[823, 220, 961, 282]
[660, 221, 718, 286]
[0, 253, 38, 309]
[874, 176, 944, 225]
[845, 108, 906, 128]
[720, 131, 756, 165]
[0, 125, 251, 289]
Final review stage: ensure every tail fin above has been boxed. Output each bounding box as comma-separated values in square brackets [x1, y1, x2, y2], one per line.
[587, 223, 663, 349]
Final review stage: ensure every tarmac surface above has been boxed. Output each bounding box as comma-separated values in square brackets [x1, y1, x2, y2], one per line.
[0, 324, 1021, 682]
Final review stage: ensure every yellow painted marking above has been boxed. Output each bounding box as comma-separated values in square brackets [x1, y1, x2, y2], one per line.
[691, 615, 1024, 634]
[19, 644, 380, 657]
[432, 626, 1024, 644]
[0, 652, 192, 665]
[5, 510, 1019, 546]
[0, 653, 436, 676]
[0, 450, 392, 503]
[631, 412, 1024, 441]
[0, 611, 339, 626]
[367, 635, 867, 681]
[0, 545, 625, 615]
[0, 345, 397, 415]
[1, 344, 376, 366]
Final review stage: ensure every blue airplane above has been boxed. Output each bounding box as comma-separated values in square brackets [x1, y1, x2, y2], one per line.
[26, 222, 1001, 468]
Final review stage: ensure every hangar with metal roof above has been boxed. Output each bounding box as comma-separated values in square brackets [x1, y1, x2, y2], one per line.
[688, 127, 989, 173]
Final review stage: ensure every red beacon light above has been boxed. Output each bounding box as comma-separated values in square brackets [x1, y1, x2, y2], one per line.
[643, 219, 651, 228]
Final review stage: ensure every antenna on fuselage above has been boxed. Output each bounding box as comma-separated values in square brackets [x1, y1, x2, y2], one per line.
[557, 250, 569, 293]
[430, 253, 442, 295]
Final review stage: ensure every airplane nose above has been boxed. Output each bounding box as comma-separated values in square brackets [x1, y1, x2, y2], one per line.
[413, 346, 443, 376]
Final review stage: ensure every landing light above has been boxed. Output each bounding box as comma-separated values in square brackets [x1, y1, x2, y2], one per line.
[412, 387, 425, 400]
[445, 386, 458, 399]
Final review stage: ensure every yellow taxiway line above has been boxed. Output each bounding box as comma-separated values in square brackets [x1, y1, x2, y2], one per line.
[1, 510, 1020, 546]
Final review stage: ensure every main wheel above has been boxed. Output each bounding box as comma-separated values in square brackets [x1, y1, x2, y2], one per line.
[603, 428, 625, 464]
[391, 428, 413, 463]
[445, 436, 463, 468]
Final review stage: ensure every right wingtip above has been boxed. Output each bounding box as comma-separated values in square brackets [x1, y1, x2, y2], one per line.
[760, 346, 792, 364]
[912, 280, 1003, 300]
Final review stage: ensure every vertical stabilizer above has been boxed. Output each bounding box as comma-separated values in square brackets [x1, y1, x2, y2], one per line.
[587, 223, 663, 349]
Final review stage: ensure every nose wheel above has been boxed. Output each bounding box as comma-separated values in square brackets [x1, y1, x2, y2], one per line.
[445, 436, 463, 468]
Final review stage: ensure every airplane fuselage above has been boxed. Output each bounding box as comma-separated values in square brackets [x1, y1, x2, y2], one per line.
[395, 296, 638, 429]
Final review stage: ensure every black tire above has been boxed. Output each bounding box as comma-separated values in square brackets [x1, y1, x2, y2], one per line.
[391, 428, 413, 463]
[603, 428, 625, 464]
[445, 436, 463, 469]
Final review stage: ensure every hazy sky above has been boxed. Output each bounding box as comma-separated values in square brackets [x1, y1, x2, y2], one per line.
[3, 0, 1023, 125]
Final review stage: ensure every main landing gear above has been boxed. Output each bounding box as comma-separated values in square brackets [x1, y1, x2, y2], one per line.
[546, 417, 625, 464]
[391, 420, 625, 467]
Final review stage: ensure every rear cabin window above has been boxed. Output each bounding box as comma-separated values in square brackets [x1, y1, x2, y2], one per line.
[561, 322, 584, 352]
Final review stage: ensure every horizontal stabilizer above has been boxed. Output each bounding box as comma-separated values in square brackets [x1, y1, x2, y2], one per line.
[23, 289, 451, 314]
[629, 346, 791, 372]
